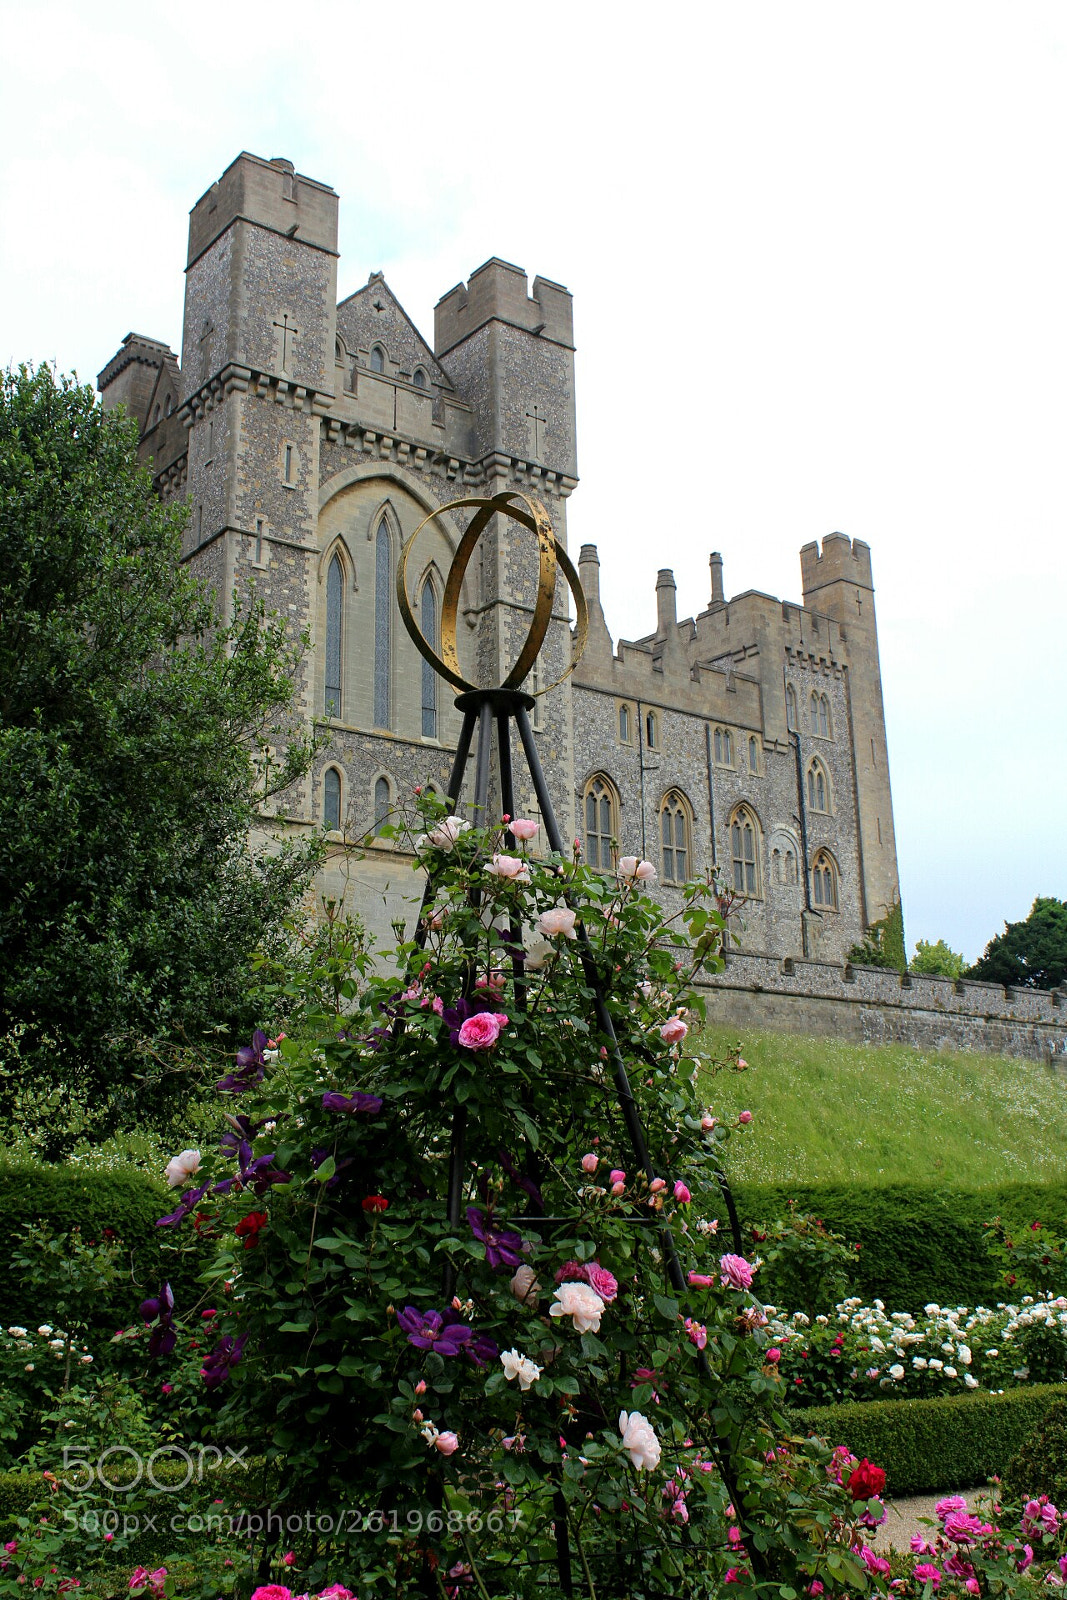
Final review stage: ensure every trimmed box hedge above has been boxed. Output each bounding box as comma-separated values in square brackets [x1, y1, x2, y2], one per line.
[0, 1162, 199, 1336]
[788, 1383, 1067, 1497]
[716, 1181, 1067, 1311]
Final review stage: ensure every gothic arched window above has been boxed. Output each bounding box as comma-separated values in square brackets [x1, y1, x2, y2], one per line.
[818, 694, 831, 738]
[786, 684, 798, 731]
[645, 711, 658, 750]
[374, 520, 391, 728]
[323, 767, 342, 831]
[660, 790, 692, 884]
[811, 849, 838, 910]
[748, 735, 759, 773]
[421, 577, 438, 739]
[374, 775, 391, 833]
[413, 367, 428, 389]
[806, 758, 830, 813]
[583, 775, 618, 870]
[370, 345, 385, 374]
[713, 727, 734, 766]
[730, 805, 761, 898]
[325, 552, 344, 717]
[619, 703, 630, 744]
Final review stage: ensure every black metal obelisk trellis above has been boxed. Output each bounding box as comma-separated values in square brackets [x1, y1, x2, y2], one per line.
[396, 492, 759, 1593]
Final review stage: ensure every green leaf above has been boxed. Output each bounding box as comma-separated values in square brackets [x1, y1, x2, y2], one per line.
[311, 1155, 336, 1182]
[653, 1293, 680, 1323]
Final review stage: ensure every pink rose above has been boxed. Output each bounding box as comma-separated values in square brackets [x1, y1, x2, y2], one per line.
[673, 1182, 691, 1203]
[736, 1056, 748, 1070]
[700, 1112, 717, 1131]
[660, 1017, 688, 1045]
[509, 1264, 541, 1307]
[766, 1347, 781, 1363]
[508, 818, 539, 841]
[688, 1272, 714, 1289]
[163, 1149, 201, 1188]
[684, 1318, 707, 1349]
[611, 1180, 625, 1195]
[581, 1153, 598, 1173]
[485, 854, 529, 882]
[913, 1566, 942, 1588]
[585, 1264, 618, 1303]
[538, 907, 577, 940]
[550, 1282, 606, 1333]
[609, 1170, 626, 1185]
[282, 1553, 295, 1567]
[435, 1431, 459, 1456]
[456, 1012, 508, 1050]
[250, 1589, 291, 1600]
[719, 1253, 756, 1291]
[415, 1379, 427, 1394]
[316, 1589, 355, 1600]
[738, 1110, 752, 1124]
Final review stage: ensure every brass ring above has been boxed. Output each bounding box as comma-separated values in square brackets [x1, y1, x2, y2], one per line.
[396, 491, 587, 695]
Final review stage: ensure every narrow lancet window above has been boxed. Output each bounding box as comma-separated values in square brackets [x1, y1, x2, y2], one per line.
[325, 553, 343, 717]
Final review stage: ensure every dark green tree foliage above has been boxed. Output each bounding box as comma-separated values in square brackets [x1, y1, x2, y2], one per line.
[0, 367, 320, 1145]
[966, 897, 1067, 991]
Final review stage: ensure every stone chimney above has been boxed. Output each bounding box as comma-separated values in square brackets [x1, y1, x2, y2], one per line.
[655, 568, 677, 640]
[710, 551, 725, 606]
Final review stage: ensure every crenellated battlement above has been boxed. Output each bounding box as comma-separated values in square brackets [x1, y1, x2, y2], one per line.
[800, 531, 874, 598]
[434, 259, 574, 355]
[187, 152, 338, 268]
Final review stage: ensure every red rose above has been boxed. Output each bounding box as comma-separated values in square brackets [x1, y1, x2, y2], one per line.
[362, 1195, 389, 1214]
[848, 1458, 886, 1500]
[234, 1210, 269, 1249]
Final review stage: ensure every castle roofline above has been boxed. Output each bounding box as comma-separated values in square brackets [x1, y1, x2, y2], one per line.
[97, 333, 178, 391]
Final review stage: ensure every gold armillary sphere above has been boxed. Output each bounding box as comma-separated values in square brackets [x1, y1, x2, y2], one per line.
[395, 491, 587, 695]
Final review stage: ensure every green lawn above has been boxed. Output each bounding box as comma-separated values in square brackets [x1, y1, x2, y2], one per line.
[693, 1024, 1067, 1187]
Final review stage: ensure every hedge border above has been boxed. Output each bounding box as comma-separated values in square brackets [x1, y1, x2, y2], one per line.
[788, 1382, 1067, 1497]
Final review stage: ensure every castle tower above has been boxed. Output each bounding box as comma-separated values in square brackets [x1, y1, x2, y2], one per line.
[800, 534, 899, 926]
[179, 153, 339, 742]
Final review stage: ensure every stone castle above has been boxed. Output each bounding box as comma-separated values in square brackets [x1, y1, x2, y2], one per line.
[98, 150, 901, 965]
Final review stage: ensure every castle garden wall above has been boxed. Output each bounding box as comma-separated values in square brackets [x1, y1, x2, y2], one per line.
[698, 953, 1067, 1062]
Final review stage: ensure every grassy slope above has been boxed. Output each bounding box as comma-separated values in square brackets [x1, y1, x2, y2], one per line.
[693, 1023, 1067, 1187]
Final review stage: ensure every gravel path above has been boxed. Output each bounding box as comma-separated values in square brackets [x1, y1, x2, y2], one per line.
[871, 1489, 995, 1553]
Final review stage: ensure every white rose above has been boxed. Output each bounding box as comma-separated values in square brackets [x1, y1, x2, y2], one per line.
[549, 1282, 605, 1334]
[618, 1410, 661, 1470]
[37, 1326, 52, 1337]
[164, 1149, 201, 1188]
[928, 1358, 943, 1371]
[417, 816, 470, 853]
[889, 1364, 905, 1380]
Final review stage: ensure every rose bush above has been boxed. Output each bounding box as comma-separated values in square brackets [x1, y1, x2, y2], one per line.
[770, 1293, 1067, 1405]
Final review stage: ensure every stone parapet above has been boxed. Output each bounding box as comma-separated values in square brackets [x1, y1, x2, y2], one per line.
[698, 952, 1067, 1062]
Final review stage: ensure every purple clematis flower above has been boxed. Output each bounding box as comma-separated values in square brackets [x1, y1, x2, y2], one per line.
[467, 1206, 524, 1272]
[465, 1331, 500, 1368]
[397, 1307, 473, 1358]
[141, 1283, 177, 1358]
[321, 1090, 384, 1115]
[498, 1148, 544, 1212]
[217, 1030, 269, 1094]
[200, 1333, 248, 1390]
[156, 1183, 210, 1229]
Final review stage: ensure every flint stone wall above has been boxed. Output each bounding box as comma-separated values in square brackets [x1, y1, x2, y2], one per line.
[697, 952, 1067, 1062]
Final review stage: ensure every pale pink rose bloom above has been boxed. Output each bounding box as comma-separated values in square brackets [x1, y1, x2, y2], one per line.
[648, 1178, 666, 1194]
[428, 907, 447, 930]
[549, 1282, 606, 1334]
[701, 1112, 717, 1131]
[486, 853, 530, 882]
[660, 1017, 688, 1045]
[719, 1253, 756, 1291]
[736, 1056, 748, 1070]
[634, 860, 657, 881]
[618, 1409, 661, 1470]
[580, 1153, 598, 1173]
[611, 1180, 625, 1196]
[431, 996, 445, 1015]
[538, 907, 577, 940]
[427, 816, 470, 852]
[509, 1264, 541, 1307]
[456, 1012, 509, 1050]
[434, 1431, 459, 1456]
[509, 818, 539, 841]
[164, 1150, 201, 1189]
[585, 1264, 618, 1303]
[415, 1379, 427, 1395]
[617, 856, 640, 878]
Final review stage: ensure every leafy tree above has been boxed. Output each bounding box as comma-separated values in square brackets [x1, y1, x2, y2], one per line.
[966, 898, 1067, 992]
[910, 938, 966, 979]
[0, 365, 321, 1151]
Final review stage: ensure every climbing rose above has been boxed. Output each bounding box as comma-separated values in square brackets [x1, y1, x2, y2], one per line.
[538, 907, 577, 940]
[509, 1265, 541, 1307]
[738, 1109, 752, 1124]
[660, 1017, 688, 1045]
[719, 1253, 755, 1290]
[861, 1547, 891, 1578]
[163, 1150, 200, 1189]
[485, 853, 529, 882]
[619, 1409, 661, 1470]
[688, 1272, 715, 1288]
[422, 816, 470, 852]
[500, 1349, 541, 1390]
[234, 1211, 269, 1250]
[434, 1431, 459, 1456]
[550, 1282, 605, 1333]
[580, 1153, 598, 1173]
[618, 856, 657, 882]
[673, 1181, 692, 1203]
[508, 818, 539, 841]
[913, 1566, 942, 1588]
[457, 1012, 508, 1050]
[584, 1263, 618, 1303]
[249, 1589, 291, 1600]
[848, 1458, 887, 1500]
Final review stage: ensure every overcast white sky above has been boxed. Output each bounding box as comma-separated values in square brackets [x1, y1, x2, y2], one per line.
[3, 0, 1064, 962]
